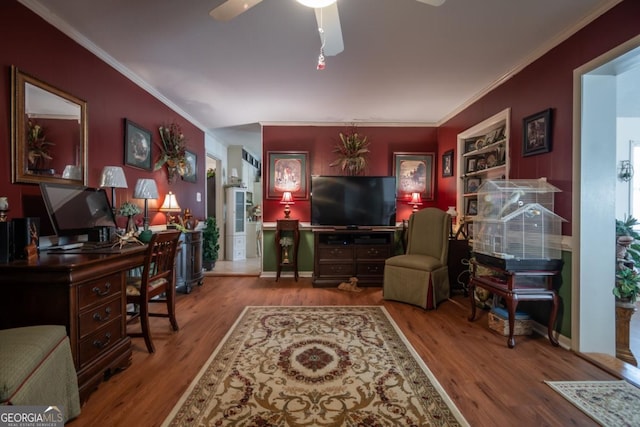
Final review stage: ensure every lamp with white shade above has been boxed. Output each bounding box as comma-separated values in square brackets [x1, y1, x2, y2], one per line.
[159, 191, 182, 225]
[280, 191, 294, 219]
[99, 166, 128, 214]
[133, 178, 159, 242]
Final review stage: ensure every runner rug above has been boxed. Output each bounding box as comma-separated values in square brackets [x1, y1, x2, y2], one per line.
[163, 306, 468, 426]
[546, 380, 640, 427]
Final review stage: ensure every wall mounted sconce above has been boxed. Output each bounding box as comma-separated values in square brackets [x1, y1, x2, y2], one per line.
[280, 191, 294, 219]
[618, 160, 634, 182]
[99, 166, 128, 214]
[159, 191, 182, 225]
[133, 178, 159, 242]
[409, 192, 422, 213]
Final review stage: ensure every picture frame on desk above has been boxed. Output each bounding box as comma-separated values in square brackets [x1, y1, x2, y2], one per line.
[266, 151, 309, 200]
[393, 152, 434, 201]
[124, 119, 152, 171]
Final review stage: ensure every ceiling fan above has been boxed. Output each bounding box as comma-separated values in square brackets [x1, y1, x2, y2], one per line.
[209, 0, 446, 57]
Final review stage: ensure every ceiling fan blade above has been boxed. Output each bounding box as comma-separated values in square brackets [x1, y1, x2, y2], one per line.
[314, 3, 344, 56]
[209, 0, 263, 21]
[415, 0, 446, 6]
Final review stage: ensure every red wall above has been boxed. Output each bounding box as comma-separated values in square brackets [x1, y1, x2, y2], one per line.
[262, 125, 438, 222]
[437, 0, 640, 235]
[0, 1, 206, 229]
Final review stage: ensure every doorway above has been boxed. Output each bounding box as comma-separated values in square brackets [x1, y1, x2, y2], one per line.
[574, 34, 640, 356]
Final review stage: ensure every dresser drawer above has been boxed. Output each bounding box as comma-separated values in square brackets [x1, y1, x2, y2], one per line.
[79, 298, 123, 339]
[356, 262, 386, 276]
[317, 246, 354, 260]
[317, 262, 354, 276]
[78, 318, 123, 368]
[356, 245, 391, 260]
[78, 273, 123, 311]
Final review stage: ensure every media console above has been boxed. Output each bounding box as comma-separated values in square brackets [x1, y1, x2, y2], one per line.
[312, 228, 395, 287]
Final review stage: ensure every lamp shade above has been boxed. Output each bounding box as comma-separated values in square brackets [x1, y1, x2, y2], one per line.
[133, 179, 159, 200]
[99, 166, 128, 188]
[410, 192, 422, 205]
[280, 191, 294, 204]
[62, 165, 82, 180]
[159, 192, 181, 212]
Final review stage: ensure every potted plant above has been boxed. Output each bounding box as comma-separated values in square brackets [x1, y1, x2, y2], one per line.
[155, 122, 188, 183]
[616, 215, 640, 266]
[202, 216, 220, 270]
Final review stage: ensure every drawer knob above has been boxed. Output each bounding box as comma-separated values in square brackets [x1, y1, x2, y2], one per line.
[93, 307, 112, 322]
[93, 332, 112, 349]
[92, 282, 112, 297]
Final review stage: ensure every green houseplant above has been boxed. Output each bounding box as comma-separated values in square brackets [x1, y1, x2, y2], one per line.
[614, 266, 640, 302]
[202, 216, 220, 270]
[616, 215, 640, 267]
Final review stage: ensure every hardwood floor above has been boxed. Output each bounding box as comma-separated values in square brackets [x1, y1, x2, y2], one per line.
[69, 277, 623, 426]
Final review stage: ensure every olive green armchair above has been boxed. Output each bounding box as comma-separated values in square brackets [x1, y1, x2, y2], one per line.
[383, 207, 451, 309]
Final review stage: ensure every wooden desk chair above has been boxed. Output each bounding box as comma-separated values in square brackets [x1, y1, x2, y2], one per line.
[126, 230, 181, 353]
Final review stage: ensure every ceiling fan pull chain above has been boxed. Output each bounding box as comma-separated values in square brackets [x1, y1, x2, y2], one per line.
[317, 8, 327, 70]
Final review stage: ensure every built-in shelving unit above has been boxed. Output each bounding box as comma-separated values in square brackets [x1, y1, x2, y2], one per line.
[456, 108, 511, 239]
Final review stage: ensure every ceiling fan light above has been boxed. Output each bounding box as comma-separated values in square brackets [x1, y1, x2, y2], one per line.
[296, 0, 337, 8]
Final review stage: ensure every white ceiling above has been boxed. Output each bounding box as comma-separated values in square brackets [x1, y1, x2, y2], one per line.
[22, 0, 619, 154]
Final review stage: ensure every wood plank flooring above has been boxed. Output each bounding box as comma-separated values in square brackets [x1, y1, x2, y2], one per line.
[68, 277, 624, 426]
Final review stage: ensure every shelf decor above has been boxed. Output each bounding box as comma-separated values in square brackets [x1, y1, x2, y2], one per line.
[266, 151, 309, 200]
[393, 152, 435, 201]
[523, 108, 552, 157]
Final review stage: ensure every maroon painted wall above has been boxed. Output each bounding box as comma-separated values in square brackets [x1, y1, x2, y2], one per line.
[262, 125, 438, 222]
[1, 1, 206, 230]
[437, 0, 640, 235]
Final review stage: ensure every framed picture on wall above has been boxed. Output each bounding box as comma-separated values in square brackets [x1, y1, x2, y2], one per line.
[266, 151, 309, 200]
[181, 150, 197, 183]
[523, 108, 552, 157]
[393, 152, 435, 201]
[124, 119, 152, 171]
[442, 150, 454, 177]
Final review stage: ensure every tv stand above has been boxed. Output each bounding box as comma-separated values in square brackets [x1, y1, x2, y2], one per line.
[313, 229, 394, 287]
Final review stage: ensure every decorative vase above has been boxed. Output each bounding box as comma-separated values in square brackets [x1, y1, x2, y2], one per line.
[167, 165, 179, 184]
[282, 246, 290, 264]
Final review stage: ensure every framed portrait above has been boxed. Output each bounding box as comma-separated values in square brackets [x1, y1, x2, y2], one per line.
[124, 119, 152, 171]
[466, 198, 478, 216]
[266, 151, 309, 200]
[442, 150, 454, 178]
[393, 152, 435, 201]
[466, 177, 481, 194]
[523, 108, 552, 157]
[466, 157, 477, 173]
[181, 150, 197, 183]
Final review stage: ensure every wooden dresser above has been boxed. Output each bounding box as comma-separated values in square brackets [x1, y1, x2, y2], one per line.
[0, 246, 146, 403]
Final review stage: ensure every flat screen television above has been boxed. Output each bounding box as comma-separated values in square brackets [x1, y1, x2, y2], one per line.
[311, 176, 396, 227]
[39, 183, 118, 237]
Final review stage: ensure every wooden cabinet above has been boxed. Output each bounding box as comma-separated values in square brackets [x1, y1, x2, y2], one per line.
[448, 238, 471, 295]
[313, 230, 394, 287]
[456, 108, 510, 238]
[176, 230, 203, 294]
[225, 187, 246, 261]
[0, 247, 146, 403]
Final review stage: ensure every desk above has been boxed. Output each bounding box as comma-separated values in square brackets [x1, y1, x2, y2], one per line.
[468, 259, 560, 348]
[0, 246, 146, 403]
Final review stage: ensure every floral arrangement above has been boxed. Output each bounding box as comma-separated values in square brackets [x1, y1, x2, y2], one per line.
[118, 201, 141, 217]
[207, 168, 216, 179]
[27, 120, 55, 167]
[155, 122, 187, 172]
[279, 237, 293, 247]
[330, 126, 370, 176]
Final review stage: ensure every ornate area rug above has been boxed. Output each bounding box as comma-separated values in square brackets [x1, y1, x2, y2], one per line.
[163, 306, 468, 426]
[546, 380, 640, 427]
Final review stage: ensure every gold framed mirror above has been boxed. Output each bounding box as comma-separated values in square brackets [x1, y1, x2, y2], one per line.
[11, 66, 87, 185]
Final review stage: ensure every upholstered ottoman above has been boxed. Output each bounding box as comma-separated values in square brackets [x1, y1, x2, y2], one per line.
[0, 325, 81, 422]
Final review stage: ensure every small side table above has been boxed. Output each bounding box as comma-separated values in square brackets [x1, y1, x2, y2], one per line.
[468, 259, 560, 348]
[275, 219, 300, 281]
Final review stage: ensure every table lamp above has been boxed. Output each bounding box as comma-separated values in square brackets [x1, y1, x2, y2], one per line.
[409, 192, 422, 213]
[280, 191, 294, 219]
[133, 178, 159, 242]
[99, 166, 128, 215]
[159, 191, 182, 226]
[446, 206, 458, 238]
